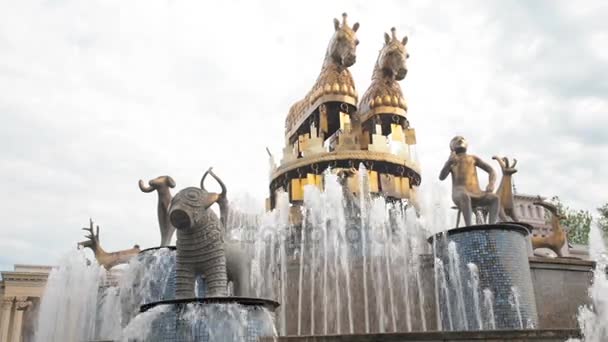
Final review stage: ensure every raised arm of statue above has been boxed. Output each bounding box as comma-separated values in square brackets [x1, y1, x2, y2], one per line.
[439, 153, 456, 181]
[474, 156, 496, 193]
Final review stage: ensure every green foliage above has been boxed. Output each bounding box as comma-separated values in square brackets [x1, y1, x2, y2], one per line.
[549, 196, 608, 245]
[598, 203, 608, 233]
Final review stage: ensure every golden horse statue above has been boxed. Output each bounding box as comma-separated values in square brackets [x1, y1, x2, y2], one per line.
[284, 13, 359, 136]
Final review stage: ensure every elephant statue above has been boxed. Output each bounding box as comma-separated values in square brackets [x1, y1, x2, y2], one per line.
[139, 175, 176, 247]
[168, 168, 250, 299]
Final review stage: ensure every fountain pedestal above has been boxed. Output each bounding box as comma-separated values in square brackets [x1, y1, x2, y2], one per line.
[129, 297, 279, 342]
[431, 223, 539, 330]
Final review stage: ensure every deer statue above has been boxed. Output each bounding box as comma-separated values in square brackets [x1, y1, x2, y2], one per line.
[493, 156, 519, 222]
[531, 199, 567, 257]
[78, 219, 141, 270]
[138, 175, 176, 247]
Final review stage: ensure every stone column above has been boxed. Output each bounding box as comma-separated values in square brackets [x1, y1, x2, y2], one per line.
[10, 298, 30, 342]
[0, 297, 14, 342]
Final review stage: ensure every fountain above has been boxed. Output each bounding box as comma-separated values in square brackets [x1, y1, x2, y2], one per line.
[31, 11, 607, 342]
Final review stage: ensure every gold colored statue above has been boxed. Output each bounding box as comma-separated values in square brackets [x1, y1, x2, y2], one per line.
[532, 199, 567, 257]
[358, 27, 409, 120]
[78, 219, 140, 270]
[493, 156, 518, 221]
[284, 13, 360, 136]
[439, 136, 500, 226]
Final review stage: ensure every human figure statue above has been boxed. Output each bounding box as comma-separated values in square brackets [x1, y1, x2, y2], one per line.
[439, 136, 500, 226]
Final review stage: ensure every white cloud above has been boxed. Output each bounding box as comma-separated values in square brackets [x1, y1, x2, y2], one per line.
[0, 0, 606, 269]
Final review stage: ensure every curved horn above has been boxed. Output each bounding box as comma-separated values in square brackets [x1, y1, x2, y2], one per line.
[533, 201, 558, 215]
[138, 180, 155, 193]
[511, 158, 518, 169]
[166, 176, 176, 188]
[200, 167, 212, 191]
[492, 156, 506, 170]
[207, 169, 227, 200]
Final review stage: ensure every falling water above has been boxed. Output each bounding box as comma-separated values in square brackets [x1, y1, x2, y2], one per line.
[276, 192, 290, 336]
[483, 288, 496, 330]
[435, 258, 454, 330]
[359, 165, 371, 333]
[509, 286, 523, 329]
[467, 263, 482, 330]
[296, 210, 306, 336]
[569, 222, 608, 342]
[34, 249, 105, 342]
[448, 241, 469, 330]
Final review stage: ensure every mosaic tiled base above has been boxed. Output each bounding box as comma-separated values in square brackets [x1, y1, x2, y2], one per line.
[121, 247, 206, 326]
[134, 299, 277, 342]
[432, 224, 538, 330]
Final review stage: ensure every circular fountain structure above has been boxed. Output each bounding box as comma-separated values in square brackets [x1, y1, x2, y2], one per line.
[119, 246, 207, 327]
[131, 297, 279, 341]
[431, 223, 539, 331]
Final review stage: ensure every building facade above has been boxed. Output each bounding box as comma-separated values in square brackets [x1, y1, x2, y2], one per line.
[0, 265, 50, 342]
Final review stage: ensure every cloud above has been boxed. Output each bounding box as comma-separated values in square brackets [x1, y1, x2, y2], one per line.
[0, 0, 606, 269]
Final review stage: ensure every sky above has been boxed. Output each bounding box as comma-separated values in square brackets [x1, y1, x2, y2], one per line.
[0, 0, 606, 270]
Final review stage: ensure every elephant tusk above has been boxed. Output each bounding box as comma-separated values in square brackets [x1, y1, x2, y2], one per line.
[138, 180, 155, 193]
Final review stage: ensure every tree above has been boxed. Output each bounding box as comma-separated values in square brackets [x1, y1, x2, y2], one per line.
[598, 203, 608, 234]
[548, 196, 608, 245]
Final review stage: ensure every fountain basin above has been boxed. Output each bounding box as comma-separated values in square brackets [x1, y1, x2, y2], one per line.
[430, 223, 538, 330]
[120, 246, 207, 327]
[129, 297, 279, 342]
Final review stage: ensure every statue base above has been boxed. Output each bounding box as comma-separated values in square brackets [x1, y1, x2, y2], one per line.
[130, 297, 279, 341]
[429, 223, 539, 330]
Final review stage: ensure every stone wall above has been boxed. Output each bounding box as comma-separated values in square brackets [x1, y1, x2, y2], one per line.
[530, 256, 594, 329]
[263, 329, 580, 341]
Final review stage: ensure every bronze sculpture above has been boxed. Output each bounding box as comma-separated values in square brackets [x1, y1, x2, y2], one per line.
[284, 13, 359, 136]
[78, 219, 140, 270]
[532, 199, 567, 257]
[168, 169, 249, 298]
[493, 156, 519, 222]
[357, 27, 409, 119]
[138, 175, 176, 247]
[439, 136, 500, 226]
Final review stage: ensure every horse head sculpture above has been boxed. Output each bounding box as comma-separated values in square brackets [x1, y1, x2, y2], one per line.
[375, 27, 409, 81]
[326, 13, 360, 68]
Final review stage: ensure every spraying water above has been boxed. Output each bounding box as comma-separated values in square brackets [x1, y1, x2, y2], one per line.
[467, 263, 482, 330]
[509, 286, 523, 329]
[569, 222, 608, 342]
[483, 288, 496, 330]
[34, 249, 106, 342]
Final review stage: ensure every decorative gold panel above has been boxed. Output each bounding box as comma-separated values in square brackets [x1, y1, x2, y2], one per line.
[405, 128, 417, 145]
[368, 170, 379, 193]
[391, 123, 405, 143]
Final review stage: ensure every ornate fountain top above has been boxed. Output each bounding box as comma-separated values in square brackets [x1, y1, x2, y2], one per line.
[357, 27, 409, 124]
[284, 13, 360, 139]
